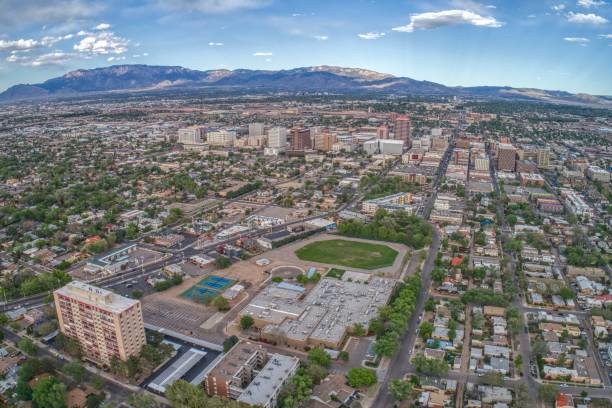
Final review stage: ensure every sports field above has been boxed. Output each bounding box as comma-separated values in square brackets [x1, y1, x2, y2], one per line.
[295, 239, 398, 270]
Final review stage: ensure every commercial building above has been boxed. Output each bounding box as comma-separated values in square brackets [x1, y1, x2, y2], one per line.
[313, 131, 335, 152]
[267, 127, 288, 149]
[178, 126, 206, 145]
[84, 243, 137, 275]
[497, 144, 516, 172]
[290, 128, 311, 151]
[248, 123, 264, 137]
[394, 115, 411, 146]
[377, 125, 389, 139]
[559, 188, 594, 219]
[474, 154, 489, 171]
[241, 277, 395, 350]
[205, 341, 299, 408]
[537, 148, 550, 168]
[586, 165, 610, 182]
[207, 130, 236, 147]
[54, 281, 146, 366]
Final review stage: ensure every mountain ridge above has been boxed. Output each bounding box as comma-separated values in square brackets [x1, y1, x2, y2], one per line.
[1, 64, 610, 107]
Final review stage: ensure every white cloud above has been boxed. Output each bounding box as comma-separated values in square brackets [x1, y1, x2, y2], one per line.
[73, 31, 129, 55]
[313, 35, 328, 40]
[449, 0, 497, 14]
[392, 9, 503, 32]
[527, 14, 537, 19]
[0, 0, 103, 28]
[598, 33, 612, 38]
[0, 39, 41, 52]
[252, 52, 272, 56]
[564, 36, 590, 42]
[156, 0, 272, 13]
[107, 56, 125, 62]
[566, 11, 609, 24]
[552, 4, 566, 11]
[264, 58, 271, 62]
[208, 42, 224, 46]
[358, 32, 386, 40]
[6, 51, 74, 66]
[94, 23, 111, 30]
[577, 0, 606, 7]
[40, 34, 74, 47]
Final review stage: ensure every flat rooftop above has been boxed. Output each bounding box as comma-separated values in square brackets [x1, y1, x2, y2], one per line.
[55, 281, 139, 314]
[148, 348, 207, 393]
[237, 354, 299, 406]
[249, 277, 395, 347]
[207, 341, 265, 384]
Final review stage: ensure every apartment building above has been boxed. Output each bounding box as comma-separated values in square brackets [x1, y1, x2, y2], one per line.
[497, 143, 517, 172]
[290, 128, 311, 151]
[267, 127, 288, 149]
[54, 281, 146, 366]
[205, 340, 299, 408]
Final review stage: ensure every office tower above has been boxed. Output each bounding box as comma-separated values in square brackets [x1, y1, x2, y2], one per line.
[377, 125, 389, 139]
[207, 130, 236, 147]
[248, 123, 264, 138]
[497, 144, 517, 172]
[314, 130, 335, 152]
[267, 127, 288, 149]
[537, 148, 550, 168]
[290, 128, 311, 151]
[54, 281, 146, 366]
[394, 115, 411, 147]
[177, 126, 206, 144]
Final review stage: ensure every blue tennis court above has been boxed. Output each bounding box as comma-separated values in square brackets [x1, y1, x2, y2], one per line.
[181, 275, 235, 304]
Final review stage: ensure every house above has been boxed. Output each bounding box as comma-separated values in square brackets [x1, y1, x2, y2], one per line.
[483, 306, 505, 317]
[556, 393, 575, 408]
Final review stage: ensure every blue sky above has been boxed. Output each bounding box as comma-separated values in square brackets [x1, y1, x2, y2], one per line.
[0, 0, 611, 94]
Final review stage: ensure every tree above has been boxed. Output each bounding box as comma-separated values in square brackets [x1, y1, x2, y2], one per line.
[412, 353, 449, 376]
[304, 364, 328, 384]
[389, 378, 412, 401]
[127, 393, 161, 408]
[338, 351, 349, 362]
[558, 287, 575, 301]
[532, 338, 549, 358]
[212, 296, 230, 311]
[32, 376, 67, 408]
[239, 315, 254, 330]
[538, 384, 560, 402]
[352, 323, 366, 337]
[419, 322, 434, 341]
[346, 368, 377, 388]
[62, 361, 85, 382]
[308, 348, 331, 368]
[165, 380, 208, 408]
[18, 337, 37, 356]
[126, 356, 141, 378]
[223, 335, 239, 352]
[16, 380, 33, 401]
[86, 393, 105, 408]
[481, 372, 503, 386]
[215, 256, 231, 269]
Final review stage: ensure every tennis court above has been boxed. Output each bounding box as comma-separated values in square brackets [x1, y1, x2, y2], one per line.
[181, 275, 235, 304]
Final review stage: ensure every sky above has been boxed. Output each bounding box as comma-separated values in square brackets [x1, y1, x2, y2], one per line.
[0, 0, 611, 95]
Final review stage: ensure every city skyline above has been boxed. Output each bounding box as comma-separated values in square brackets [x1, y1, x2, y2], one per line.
[1, 0, 612, 95]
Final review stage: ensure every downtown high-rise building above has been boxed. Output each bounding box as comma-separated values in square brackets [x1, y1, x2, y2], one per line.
[177, 126, 206, 145]
[54, 281, 146, 366]
[248, 123, 265, 138]
[314, 130, 335, 152]
[394, 115, 411, 147]
[497, 143, 517, 172]
[290, 128, 311, 151]
[267, 127, 288, 149]
[377, 125, 389, 139]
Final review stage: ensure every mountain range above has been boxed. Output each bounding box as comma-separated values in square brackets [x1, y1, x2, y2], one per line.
[1, 64, 611, 107]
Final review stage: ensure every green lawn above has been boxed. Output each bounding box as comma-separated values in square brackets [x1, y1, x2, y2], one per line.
[295, 239, 398, 270]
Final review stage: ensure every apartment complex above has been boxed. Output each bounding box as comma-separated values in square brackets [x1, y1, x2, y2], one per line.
[205, 341, 299, 408]
[362, 192, 416, 215]
[54, 281, 146, 366]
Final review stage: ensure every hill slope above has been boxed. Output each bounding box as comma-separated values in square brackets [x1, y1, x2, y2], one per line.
[1, 64, 610, 107]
